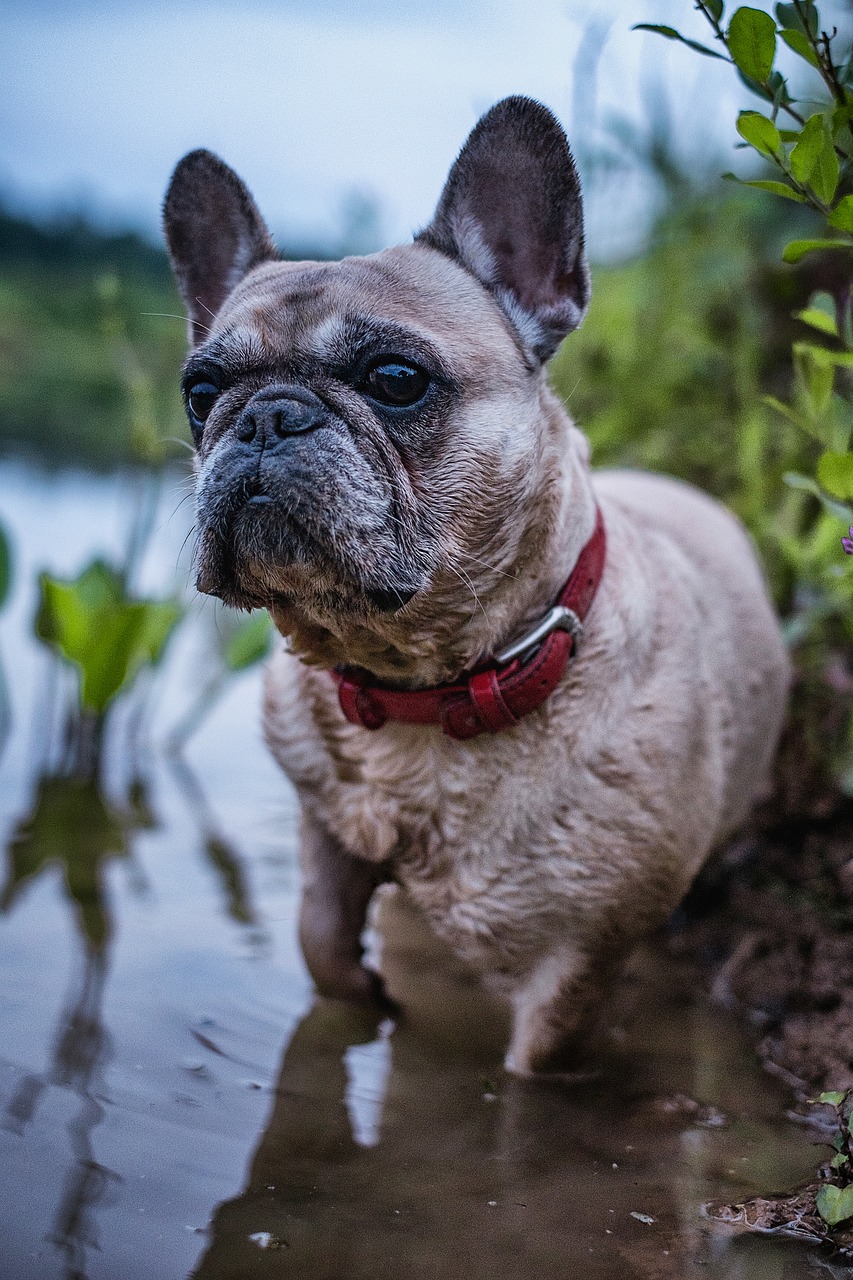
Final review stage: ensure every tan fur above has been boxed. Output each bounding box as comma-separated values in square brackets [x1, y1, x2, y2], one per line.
[165, 100, 790, 1074]
[263, 428, 789, 1071]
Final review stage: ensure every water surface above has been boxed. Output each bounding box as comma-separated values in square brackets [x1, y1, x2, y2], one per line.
[0, 461, 839, 1279]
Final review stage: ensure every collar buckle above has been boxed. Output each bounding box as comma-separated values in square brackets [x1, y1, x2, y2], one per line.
[494, 604, 585, 667]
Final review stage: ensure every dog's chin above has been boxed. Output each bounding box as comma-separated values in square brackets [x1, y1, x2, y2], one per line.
[194, 503, 420, 619]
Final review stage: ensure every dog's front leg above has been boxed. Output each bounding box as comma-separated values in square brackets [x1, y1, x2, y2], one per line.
[504, 943, 622, 1077]
[298, 811, 392, 1007]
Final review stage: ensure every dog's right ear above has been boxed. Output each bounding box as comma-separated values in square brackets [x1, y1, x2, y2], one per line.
[163, 150, 277, 346]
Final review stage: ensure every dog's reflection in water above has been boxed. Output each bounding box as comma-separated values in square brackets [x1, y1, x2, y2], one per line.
[187, 891, 798, 1280]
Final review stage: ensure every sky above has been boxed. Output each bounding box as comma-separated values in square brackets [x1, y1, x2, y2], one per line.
[0, 0, 823, 258]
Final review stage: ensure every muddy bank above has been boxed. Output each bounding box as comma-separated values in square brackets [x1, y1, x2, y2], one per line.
[669, 799, 853, 1098]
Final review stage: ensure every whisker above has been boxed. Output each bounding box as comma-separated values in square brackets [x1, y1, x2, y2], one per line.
[139, 311, 213, 335]
[195, 296, 218, 321]
[449, 563, 488, 625]
[456, 548, 517, 581]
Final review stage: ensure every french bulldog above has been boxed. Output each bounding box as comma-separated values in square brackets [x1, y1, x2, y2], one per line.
[163, 97, 790, 1075]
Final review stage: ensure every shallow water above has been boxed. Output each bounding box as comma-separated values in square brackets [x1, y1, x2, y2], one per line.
[0, 460, 841, 1279]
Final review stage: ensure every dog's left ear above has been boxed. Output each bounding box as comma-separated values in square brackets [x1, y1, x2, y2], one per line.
[417, 97, 590, 362]
[163, 149, 278, 346]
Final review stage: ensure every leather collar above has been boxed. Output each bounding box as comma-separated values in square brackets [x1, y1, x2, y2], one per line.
[333, 506, 606, 741]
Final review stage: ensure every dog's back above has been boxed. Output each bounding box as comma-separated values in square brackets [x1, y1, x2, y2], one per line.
[594, 468, 790, 840]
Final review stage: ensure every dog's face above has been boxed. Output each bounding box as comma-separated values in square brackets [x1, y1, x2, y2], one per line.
[164, 98, 590, 681]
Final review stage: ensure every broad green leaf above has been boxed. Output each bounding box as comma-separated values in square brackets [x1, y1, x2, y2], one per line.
[632, 24, 728, 59]
[782, 238, 853, 263]
[776, 1, 818, 36]
[700, 0, 724, 20]
[784, 472, 853, 521]
[818, 451, 853, 499]
[779, 27, 820, 66]
[224, 612, 273, 671]
[817, 1183, 853, 1227]
[789, 113, 824, 182]
[736, 110, 781, 156]
[724, 173, 806, 201]
[795, 306, 838, 336]
[831, 1153, 850, 1169]
[35, 560, 183, 714]
[820, 1091, 849, 1105]
[811, 121, 840, 204]
[0, 525, 10, 610]
[728, 7, 776, 81]
[829, 194, 853, 231]
[832, 102, 853, 134]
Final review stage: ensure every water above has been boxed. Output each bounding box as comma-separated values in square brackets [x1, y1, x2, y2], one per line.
[0, 459, 840, 1279]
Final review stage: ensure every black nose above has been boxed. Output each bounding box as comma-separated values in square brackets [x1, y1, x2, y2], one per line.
[235, 385, 326, 445]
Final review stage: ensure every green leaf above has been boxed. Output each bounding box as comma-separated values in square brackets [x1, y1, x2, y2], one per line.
[811, 121, 840, 204]
[775, 0, 818, 36]
[632, 24, 728, 59]
[723, 174, 806, 201]
[782, 238, 853, 263]
[728, 7, 777, 81]
[784, 472, 853, 521]
[820, 1091, 849, 1106]
[789, 114, 825, 183]
[223, 612, 273, 671]
[817, 1183, 853, 1227]
[829, 195, 853, 232]
[35, 560, 183, 714]
[818, 451, 853, 499]
[831, 1153, 851, 1169]
[0, 525, 11, 610]
[795, 306, 838, 336]
[779, 27, 820, 67]
[700, 0, 724, 19]
[737, 110, 781, 156]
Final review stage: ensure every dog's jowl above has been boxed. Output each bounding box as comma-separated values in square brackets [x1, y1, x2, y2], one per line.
[164, 97, 790, 1075]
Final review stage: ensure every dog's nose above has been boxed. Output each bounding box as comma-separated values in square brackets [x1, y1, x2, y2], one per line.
[235, 385, 326, 445]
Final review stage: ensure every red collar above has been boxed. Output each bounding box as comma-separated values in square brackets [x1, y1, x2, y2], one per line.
[333, 506, 606, 741]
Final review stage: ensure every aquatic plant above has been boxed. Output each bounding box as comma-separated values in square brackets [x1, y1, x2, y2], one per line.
[35, 558, 182, 775]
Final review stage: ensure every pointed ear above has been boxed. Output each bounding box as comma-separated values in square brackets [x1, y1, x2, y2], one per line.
[163, 149, 277, 346]
[417, 97, 590, 362]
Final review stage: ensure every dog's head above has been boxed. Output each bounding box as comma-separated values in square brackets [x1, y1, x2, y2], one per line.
[164, 97, 591, 683]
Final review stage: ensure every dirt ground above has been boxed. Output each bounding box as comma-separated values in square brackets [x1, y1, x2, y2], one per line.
[669, 792, 853, 1099]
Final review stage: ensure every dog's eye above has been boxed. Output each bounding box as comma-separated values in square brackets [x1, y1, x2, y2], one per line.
[187, 381, 221, 427]
[361, 361, 429, 407]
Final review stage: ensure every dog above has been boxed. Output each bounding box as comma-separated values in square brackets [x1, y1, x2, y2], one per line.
[163, 97, 790, 1075]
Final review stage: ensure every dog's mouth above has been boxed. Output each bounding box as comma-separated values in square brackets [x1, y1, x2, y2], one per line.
[194, 464, 423, 617]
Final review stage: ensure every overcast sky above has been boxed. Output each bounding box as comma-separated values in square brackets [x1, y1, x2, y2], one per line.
[0, 0, 827, 258]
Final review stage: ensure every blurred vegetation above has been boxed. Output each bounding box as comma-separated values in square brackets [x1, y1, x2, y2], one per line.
[591, 0, 850, 803]
[0, 207, 188, 466]
[1, 55, 852, 794]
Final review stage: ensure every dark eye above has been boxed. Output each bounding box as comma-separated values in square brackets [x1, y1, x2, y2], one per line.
[186, 381, 221, 428]
[361, 360, 429, 407]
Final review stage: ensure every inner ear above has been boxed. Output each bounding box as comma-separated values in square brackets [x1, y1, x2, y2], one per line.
[417, 97, 590, 362]
[163, 149, 278, 347]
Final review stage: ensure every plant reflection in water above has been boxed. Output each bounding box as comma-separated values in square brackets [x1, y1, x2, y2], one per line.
[1, 752, 261, 1279]
[2, 770, 141, 1277]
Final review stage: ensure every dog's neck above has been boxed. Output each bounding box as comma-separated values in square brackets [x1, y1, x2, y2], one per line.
[269, 401, 599, 690]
